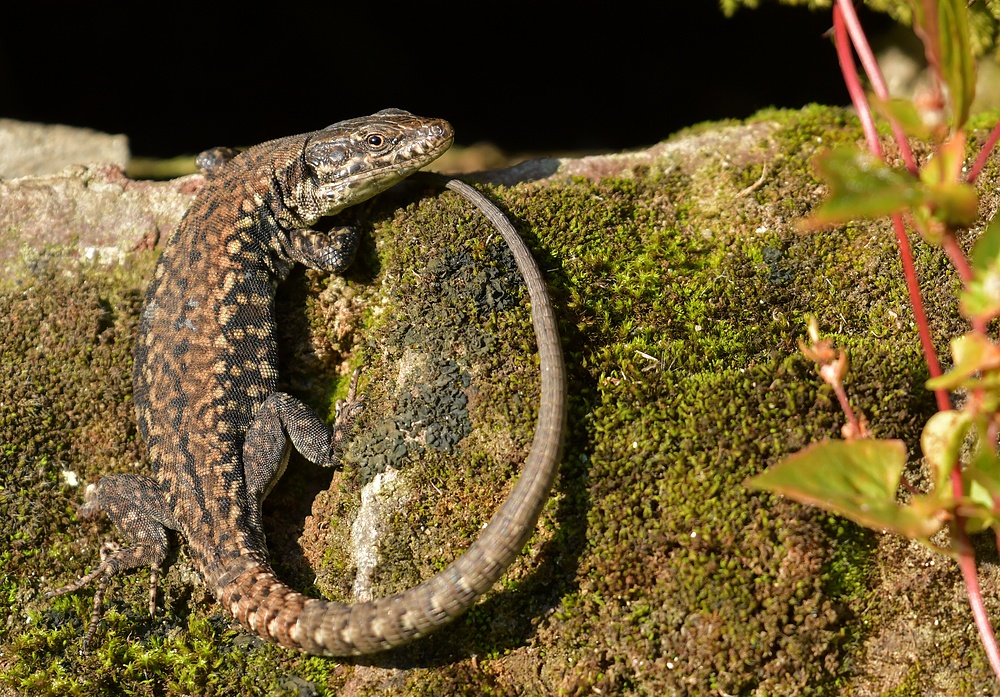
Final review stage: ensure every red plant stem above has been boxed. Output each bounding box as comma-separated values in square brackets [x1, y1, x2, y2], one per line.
[944, 234, 975, 284]
[833, 6, 948, 407]
[954, 514, 1000, 681]
[831, 381, 861, 434]
[835, 0, 918, 174]
[943, 232, 988, 334]
[968, 118, 1000, 183]
[833, 6, 882, 157]
[835, 0, 1000, 680]
[892, 214, 950, 411]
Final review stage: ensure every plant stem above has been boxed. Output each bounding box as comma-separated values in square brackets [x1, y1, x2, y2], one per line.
[833, 5, 882, 157]
[833, 5, 947, 408]
[891, 214, 950, 411]
[830, 379, 862, 435]
[833, 0, 1000, 682]
[944, 233, 974, 284]
[942, 232, 988, 334]
[968, 118, 1000, 183]
[835, 0, 918, 174]
[954, 517, 1000, 681]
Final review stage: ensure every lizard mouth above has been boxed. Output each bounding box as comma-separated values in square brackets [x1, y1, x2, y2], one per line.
[317, 165, 406, 195]
[314, 169, 407, 208]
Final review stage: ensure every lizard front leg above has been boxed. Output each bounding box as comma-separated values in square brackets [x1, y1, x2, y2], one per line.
[195, 146, 240, 176]
[283, 225, 361, 273]
[47, 474, 176, 650]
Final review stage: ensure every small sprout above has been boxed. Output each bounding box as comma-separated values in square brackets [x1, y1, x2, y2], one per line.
[799, 317, 869, 439]
[799, 316, 836, 365]
[819, 352, 849, 390]
[841, 414, 871, 441]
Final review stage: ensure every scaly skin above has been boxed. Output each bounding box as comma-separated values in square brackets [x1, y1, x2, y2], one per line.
[49, 109, 567, 656]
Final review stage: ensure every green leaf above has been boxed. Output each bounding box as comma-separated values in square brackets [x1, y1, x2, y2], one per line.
[938, 0, 977, 130]
[919, 134, 978, 228]
[909, 0, 977, 131]
[925, 332, 1000, 390]
[961, 447, 1000, 533]
[870, 95, 936, 140]
[961, 213, 1000, 319]
[959, 496, 995, 534]
[747, 439, 945, 540]
[921, 133, 966, 186]
[926, 181, 979, 227]
[971, 212, 1000, 272]
[807, 148, 925, 227]
[968, 447, 1000, 497]
[959, 266, 1000, 320]
[920, 410, 970, 494]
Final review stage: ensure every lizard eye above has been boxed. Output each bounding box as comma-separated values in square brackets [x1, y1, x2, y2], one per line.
[366, 134, 387, 149]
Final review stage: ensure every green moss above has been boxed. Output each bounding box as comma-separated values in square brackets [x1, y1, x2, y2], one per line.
[876, 667, 925, 697]
[6, 603, 288, 696]
[5, 104, 999, 694]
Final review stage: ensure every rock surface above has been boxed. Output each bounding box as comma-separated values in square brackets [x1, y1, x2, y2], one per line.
[0, 119, 129, 178]
[1, 111, 998, 696]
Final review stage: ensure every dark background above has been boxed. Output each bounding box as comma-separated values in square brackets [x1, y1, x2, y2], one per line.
[0, 2, 895, 158]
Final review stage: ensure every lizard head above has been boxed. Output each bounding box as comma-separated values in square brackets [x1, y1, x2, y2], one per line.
[301, 108, 454, 218]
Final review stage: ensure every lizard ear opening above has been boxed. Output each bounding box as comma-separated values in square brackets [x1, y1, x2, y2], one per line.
[305, 141, 347, 170]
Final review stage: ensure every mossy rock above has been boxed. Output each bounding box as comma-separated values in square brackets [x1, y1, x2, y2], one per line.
[1, 106, 998, 695]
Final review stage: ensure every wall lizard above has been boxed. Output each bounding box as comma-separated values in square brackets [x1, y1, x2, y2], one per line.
[48, 109, 567, 656]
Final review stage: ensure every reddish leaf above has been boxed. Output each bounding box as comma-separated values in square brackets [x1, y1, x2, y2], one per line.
[747, 439, 945, 540]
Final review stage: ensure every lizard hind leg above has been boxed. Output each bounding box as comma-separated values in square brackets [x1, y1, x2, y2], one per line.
[46, 474, 176, 650]
[242, 370, 364, 509]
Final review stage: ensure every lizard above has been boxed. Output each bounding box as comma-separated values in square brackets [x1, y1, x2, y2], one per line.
[48, 108, 568, 656]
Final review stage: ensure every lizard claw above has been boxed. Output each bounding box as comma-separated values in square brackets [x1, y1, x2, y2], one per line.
[335, 368, 365, 424]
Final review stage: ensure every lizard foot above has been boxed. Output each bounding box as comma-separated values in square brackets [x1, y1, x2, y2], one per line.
[45, 541, 118, 652]
[46, 540, 164, 652]
[334, 368, 365, 437]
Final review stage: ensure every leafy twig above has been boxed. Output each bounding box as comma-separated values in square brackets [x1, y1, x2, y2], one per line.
[832, 3, 949, 405]
[751, 0, 1000, 683]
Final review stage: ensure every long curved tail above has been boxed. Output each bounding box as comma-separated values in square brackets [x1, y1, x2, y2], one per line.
[221, 175, 566, 655]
